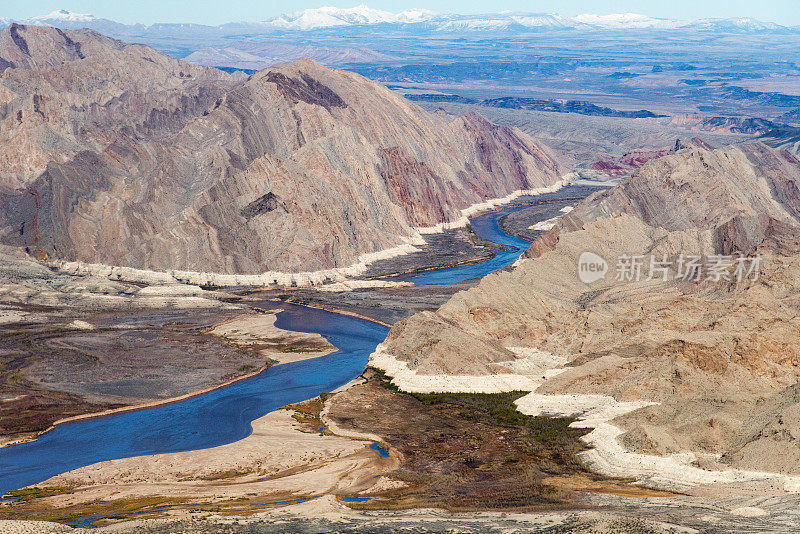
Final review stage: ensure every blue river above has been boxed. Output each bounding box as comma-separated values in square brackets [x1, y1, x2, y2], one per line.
[0, 205, 532, 497]
[399, 205, 531, 286]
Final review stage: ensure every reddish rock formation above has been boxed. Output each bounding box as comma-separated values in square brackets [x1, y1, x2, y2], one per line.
[531, 142, 800, 259]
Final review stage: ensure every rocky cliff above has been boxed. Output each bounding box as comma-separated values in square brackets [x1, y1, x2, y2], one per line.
[374, 142, 800, 478]
[381, 142, 800, 375]
[0, 24, 565, 275]
[559, 142, 800, 255]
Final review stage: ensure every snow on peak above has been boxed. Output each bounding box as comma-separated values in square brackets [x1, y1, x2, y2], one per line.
[396, 8, 438, 23]
[270, 10, 351, 30]
[573, 13, 680, 29]
[509, 13, 580, 29]
[434, 18, 515, 32]
[12, 7, 792, 34]
[32, 9, 99, 22]
[260, 7, 716, 32]
[690, 17, 782, 31]
[267, 5, 438, 30]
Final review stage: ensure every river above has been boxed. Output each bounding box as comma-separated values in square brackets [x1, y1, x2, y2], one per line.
[0, 202, 538, 496]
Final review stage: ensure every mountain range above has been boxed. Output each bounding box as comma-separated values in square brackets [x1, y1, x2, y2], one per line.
[3, 7, 798, 35]
[0, 24, 564, 280]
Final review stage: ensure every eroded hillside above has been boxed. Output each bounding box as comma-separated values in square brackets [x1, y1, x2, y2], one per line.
[375, 142, 800, 480]
[0, 24, 566, 276]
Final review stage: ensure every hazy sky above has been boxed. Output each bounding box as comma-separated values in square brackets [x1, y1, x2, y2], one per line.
[2, 0, 798, 26]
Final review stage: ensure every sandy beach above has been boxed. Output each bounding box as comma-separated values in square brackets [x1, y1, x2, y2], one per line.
[36, 409, 396, 507]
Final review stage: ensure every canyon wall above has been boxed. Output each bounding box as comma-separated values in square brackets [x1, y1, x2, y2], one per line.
[0, 24, 566, 275]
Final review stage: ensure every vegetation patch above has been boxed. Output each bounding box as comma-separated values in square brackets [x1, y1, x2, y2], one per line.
[287, 394, 330, 433]
[5, 486, 74, 500]
[0, 495, 186, 524]
[327, 369, 671, 511]
[201, 469, 252, 481]
[410, 390, 586, 447]
[279, 345, 324, 353]
[198, 283, 223, 291]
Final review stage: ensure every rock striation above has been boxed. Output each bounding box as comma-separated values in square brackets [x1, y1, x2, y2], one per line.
[373, 141, 800, 483]
[561, 142, 800, 256]
[0, 24, 566, 276]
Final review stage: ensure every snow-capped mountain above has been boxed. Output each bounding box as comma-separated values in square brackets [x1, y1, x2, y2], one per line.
[686, 17, 789, 33]
[1, 7, 797, 35]
[395, 8, 438, 23]
[266, 5, 438, 30]
[510, 13, 587, 30]
[249, 7, 796, 33]
[29, 9, 100, 23]
[573, 13, 682, 30]
[260, 7, 597, 31]
[20, 9, 141, 33]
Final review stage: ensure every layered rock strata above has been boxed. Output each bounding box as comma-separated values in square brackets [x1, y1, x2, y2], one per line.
[0, 24, 566, 280]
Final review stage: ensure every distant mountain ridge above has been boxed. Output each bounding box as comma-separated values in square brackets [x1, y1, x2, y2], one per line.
[404, 93, 667, 119]
[183, 41, 398, 71]
[4, 7, 798, 35]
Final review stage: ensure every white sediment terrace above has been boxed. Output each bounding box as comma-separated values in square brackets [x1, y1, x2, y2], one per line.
[47, 177, 572, 289]
[460, 179, 573, 218]
[516, 393, 800, 493]
[529, 218, 558, 231]
[417, 176, 573, 234]
[50, 240, 425, 289]
[368, 345, 565, 394]
[372, 341, 800, 493]
[529, 204, 573, 231]
[315, 280, 414, 292]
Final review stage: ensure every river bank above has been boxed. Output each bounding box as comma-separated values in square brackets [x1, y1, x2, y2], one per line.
[8, 308, 340, 449]
[0, 185, 609, 527]
[0, 305, 389, 497]
[48, 179, 574, 291]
